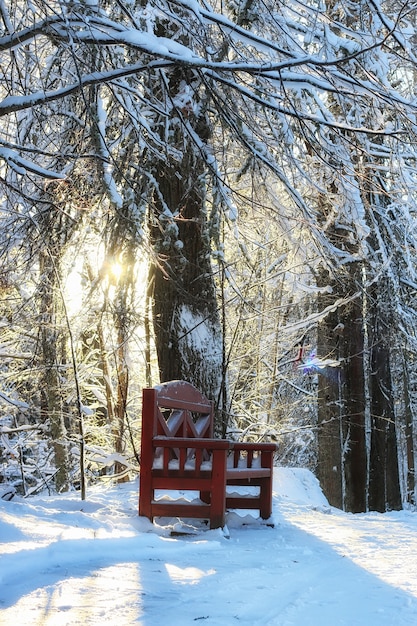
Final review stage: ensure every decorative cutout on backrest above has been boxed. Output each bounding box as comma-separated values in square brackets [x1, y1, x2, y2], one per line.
[151, 381, 214, 463]
[155, 380, 213, 439]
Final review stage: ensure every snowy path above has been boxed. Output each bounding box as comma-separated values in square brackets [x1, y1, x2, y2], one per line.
[1, 468, 417, 625]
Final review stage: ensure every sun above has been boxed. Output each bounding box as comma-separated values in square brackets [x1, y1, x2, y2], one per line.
[107, 260, 123, 284]
[63, 246, 148, 316]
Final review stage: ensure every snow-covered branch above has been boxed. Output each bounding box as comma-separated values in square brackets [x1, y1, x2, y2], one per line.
[0, 2, 414, 131]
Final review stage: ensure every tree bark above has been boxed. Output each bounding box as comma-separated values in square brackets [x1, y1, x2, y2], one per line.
[342, 295, 367, 513]
[317, 264, 367, 512]
[402, 357, 416, 505]
[368, 281, 401, 511]
[147, 66, 223, 420]
[150, 146, 222, 399]
[316, 283, 343, 509]
[39, 247, 70, 492]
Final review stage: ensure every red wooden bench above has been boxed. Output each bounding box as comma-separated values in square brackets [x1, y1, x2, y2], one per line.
[138, 380, 275, 529]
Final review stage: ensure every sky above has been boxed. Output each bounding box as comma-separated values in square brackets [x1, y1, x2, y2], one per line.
[1, 467, 417, 625]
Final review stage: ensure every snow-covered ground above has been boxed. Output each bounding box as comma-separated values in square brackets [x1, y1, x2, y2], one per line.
[1, 468, 417, 625]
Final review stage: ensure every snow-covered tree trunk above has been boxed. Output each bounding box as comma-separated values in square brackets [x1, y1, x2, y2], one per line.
[149, 125, 223, 405]
[367, 277, 401, 511]
[146, 59, 223, 415]
[38, 245, 70, 492]
[316, 263, 367, 512]
[316, 279, 344, 509]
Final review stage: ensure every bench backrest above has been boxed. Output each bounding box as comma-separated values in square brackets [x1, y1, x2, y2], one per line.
[154, 380, 214, 439]
[140, 380, 215, 466]
[145, 380, 214, 438]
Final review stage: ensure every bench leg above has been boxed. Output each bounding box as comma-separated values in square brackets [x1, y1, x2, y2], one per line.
[259, 478, 272, 519]
[139, 474, 153, 521]
[209, 450, 227, 528]
[200, 490, 211, 504]
[209, 489, 225, 528]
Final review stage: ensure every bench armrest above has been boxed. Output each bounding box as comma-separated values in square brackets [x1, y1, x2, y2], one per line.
[153, 436, 232, 450]
[230, 442, 277, 452]
[228, 441, 276, 470]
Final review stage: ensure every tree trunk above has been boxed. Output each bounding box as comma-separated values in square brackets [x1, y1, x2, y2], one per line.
[150, 149, 222, 396]
[317, 264, 367, 511]
[105, 220, 138, 482]
[402, 357, 416, 505]
[316, 281, 343, 509]
[148, 68, 223, 419]
[113, 312, 130, 482]
[39, 248, 70, 492]
[315, 0, 369, 514]
[368, 281, 401, 511]
[342, 295, 367, 513]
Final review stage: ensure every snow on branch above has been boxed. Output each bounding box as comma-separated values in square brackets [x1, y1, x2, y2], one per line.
[0, 17, 60, 52]
[0, 5, 413, 124]
[0, 0, 415, 186]
[279, 291, 362, 335]
[0, 391, 29, 409]
[0, 424, 44, 434]
[0, 147, 65, 179]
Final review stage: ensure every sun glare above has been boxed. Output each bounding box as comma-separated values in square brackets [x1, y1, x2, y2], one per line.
[0, 563, 143, 624]
[108, 260, 123, 283]
[64, 251, 148, 316]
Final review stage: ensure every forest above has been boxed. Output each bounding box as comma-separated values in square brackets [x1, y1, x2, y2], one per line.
[1, 0, 417, 514]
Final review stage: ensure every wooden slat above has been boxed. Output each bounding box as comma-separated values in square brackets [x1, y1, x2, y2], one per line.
[195, 415, 212, 437]
[165, 410, 185, 437]
[226, 468, 271, 480]
[151, 502, 211, 519]
[226, 496, 261, 510]
[139, 388, 157, 518]
[153, 436, 231, 450]
[231, 442, 277, 451]
[155, 380, 212, 411]
[153, 475, 213, 490]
